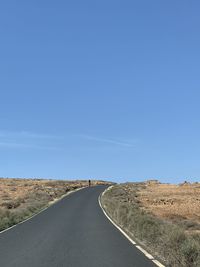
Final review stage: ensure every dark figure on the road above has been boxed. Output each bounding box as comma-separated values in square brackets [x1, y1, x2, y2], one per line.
[88, 180, 91, 187]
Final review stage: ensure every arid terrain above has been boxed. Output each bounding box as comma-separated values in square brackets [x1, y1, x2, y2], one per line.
[138, 181, 200, 232]
[0, 178, 109, 231]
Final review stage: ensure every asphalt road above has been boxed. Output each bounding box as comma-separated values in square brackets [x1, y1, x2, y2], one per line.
[0, 185, 156, 267]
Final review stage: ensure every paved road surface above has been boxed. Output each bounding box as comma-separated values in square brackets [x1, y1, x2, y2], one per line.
[0, 186, 156, 267]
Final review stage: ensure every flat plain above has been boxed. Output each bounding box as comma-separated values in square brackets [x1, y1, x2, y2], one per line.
[138, 181, 200, 233]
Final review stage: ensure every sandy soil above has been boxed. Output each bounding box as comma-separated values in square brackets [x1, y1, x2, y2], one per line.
[138, 181, 200, 227]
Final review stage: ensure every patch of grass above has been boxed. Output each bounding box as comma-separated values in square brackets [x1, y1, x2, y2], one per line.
[0, 192, 51, 231]
[101, 184, 200, 267]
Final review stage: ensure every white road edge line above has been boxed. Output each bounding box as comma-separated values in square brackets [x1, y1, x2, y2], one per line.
[98, 187, 166, 267]
[152, 260, 166, 267]
[136, 245, 154, 260]
[0, 186, 87, 235]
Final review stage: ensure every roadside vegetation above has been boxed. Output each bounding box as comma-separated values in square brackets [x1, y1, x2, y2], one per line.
[101, 182, 200, 267]
[0, 178, 108, 231]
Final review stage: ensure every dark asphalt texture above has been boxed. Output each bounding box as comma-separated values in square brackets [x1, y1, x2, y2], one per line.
[0, 185, 156, 267]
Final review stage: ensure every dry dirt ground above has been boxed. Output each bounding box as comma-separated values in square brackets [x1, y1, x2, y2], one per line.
[137, 181, 200, 232]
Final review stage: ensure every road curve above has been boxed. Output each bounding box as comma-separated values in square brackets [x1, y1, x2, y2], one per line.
[0, 185, 156, 267]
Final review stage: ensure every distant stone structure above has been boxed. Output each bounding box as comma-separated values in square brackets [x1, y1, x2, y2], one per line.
[146, 179, 160, 184]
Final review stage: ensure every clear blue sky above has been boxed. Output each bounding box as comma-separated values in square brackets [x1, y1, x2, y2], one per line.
[1, 1, 200, 183]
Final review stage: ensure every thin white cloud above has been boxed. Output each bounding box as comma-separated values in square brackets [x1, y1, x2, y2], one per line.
[0, 141, 58, 150]
[78, 134, 136, 147]
[0, 142, 24, 148]
[0, 130, 61, 150]
[0, 131, 137, 149]
[0, 130, 61, 139]
[19, 131, 61, 139]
